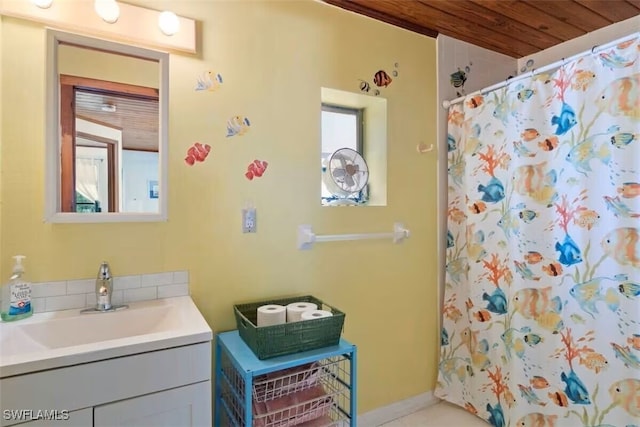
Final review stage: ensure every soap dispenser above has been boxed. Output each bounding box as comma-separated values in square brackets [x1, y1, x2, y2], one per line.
[1, 255, 33, 321]
[96, 261, 113, 311]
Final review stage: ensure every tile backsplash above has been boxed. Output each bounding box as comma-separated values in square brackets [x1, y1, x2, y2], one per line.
[19, 271, 189, 313]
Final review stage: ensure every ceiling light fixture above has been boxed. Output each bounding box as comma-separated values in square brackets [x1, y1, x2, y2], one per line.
[158, 11, 180, 36]
[94, 0, 120, 24]
[31, 0, 53, 8]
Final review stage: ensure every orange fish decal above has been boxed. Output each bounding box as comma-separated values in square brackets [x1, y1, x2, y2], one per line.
[538, 136, 559, 151]
[571, 70, 596, 91]
[466, 95, 484, 109]
[473, 309, 491, 322]
[373, 70, 392, 87]
[618, 182, 640, 198]
[185, 142, 211, 166]
[574, 209, 600, 230]
[448, 109, 464, 126]
[548, 390, 569, 407]
[542, 262, 563, 276]
[530, 376, 550, 389]
[469, 201, 487, 214]
[449, 207, 466, 223]
[245, 160, 268, 180]
[521, 128, 540, 142]
[524, 251, 543, 264]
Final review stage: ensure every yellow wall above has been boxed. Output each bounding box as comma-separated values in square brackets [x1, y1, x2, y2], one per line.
[0, 0, 438, 413]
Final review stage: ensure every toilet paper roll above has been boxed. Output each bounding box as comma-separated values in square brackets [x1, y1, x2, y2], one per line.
[300, 310, 333, 321]
[286, 302, 318, 322]
[257, 304, 286, 327]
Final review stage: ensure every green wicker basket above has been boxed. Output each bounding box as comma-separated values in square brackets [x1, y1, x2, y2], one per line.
[234, 295, 345, 360]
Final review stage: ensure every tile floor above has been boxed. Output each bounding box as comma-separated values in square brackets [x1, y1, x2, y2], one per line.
[379, 401, 489, 427]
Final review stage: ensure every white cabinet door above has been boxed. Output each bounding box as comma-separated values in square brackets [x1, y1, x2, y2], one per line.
[5, 408, 92, 427]
[93, 381, 211, 427]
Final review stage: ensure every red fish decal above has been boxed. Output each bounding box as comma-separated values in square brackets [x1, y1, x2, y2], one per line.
[245, 160, 268, 180]
[185, 142, 211, 166]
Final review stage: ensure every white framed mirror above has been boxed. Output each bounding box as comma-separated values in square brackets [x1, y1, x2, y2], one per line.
[45, 29, 168, 223]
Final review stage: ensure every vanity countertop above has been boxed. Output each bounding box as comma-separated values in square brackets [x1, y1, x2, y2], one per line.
[0, 296, 212, 378]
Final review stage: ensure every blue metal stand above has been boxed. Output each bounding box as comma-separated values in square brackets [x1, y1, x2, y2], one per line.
[214, 330, 357, 426]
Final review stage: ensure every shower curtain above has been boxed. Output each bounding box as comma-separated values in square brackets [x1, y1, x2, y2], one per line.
[436, 35, 639, 427]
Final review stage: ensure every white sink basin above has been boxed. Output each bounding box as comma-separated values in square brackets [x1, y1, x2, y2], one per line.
[0, 296, 212, 377]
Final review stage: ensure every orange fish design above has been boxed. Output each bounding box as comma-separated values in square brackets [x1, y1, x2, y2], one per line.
[579, 352, 608, 373]
[464, 402, 478, 414]
[448, 109, 464, 126]
[465, 298, 474, 310]
[512, 161, 557, 206]
[524, 251, 543, 264]
[473, 309, 492, 322]
[618, 182, 640, 198]
[521, 128, 540, 142]
[530, 376, 550, 389]
[548, 390, 569, 407]
[627, 334, 640, 351]
[609, 378, 640, 416]
[515, 412, 558, 427]
[538, 136, 559, 151]
[469, 201, 487, 214]
[542, 262, 563, 277]
[574, 209, 600, 230]
[512, 287, 562, 320]
[596, 73, 640, 119]
[466, 95, 484, 109]
[601, 227, 640, 267]
[571, 70, 596, 91]
[449, 207, 466, 223]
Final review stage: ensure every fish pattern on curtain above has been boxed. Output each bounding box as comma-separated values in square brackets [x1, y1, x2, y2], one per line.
[436, 35, 640, 427]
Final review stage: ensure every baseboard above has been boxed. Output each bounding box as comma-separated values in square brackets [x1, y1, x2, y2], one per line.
[358, 391, 440, 427]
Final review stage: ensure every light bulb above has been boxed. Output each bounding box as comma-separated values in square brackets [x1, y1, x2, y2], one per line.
[31, 0, 53, 8]
[158, 11, 180, 36]
[94, 0, 120, 24]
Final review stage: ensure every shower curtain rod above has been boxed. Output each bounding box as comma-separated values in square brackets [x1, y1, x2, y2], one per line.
[442, 31, 640, 109]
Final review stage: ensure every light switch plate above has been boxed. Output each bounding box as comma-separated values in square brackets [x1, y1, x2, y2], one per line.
[242, 208, 256, 233]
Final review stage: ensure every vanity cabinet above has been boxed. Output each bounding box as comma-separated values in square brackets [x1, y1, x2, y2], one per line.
[0, 342, 211, 427]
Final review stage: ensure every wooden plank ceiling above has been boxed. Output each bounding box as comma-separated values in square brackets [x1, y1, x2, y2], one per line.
[322, 0, 640, 58]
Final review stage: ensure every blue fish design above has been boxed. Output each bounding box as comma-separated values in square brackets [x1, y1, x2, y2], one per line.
[560, 370, 591, 404]
[441, 328, 449, 346]
[599, 50, 636, 69]
[551, 102, 577, 135]
[619, 282, 640, 298]
[447, 230, 454, 248]
[611, 343, 640, 369]
[482, 287, 508, 314]
[447, 134, 457, 152]
[603, 196, 640, 218]
[486, 403, 504, 427]
[570, 276, 622, 318]
[478, 177, 505, 203]
[517, 384, 546, 406]
[555, 234, 582, 266]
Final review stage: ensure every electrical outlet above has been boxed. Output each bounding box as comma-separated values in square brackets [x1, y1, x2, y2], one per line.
[242, 208, 256, 233]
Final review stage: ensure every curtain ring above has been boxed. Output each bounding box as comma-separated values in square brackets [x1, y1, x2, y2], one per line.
[591, 44, 598, 54]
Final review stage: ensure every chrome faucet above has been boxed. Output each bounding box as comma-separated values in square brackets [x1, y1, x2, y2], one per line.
[81, 261, 127, 314]
[96, 261, 113, 311]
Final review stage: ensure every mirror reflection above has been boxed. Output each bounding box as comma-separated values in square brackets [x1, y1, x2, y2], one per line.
[47, 30, 168, 221]
[320, 87, 387, 207]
